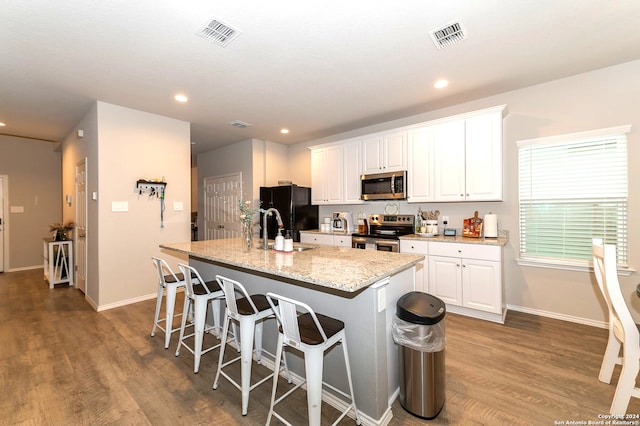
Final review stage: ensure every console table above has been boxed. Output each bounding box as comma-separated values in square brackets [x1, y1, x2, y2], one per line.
[43, 239, 74, 288]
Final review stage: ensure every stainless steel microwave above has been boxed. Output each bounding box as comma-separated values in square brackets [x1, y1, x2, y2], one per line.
[360, 171, 407, 200]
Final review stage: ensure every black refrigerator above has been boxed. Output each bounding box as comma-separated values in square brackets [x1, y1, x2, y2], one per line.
[259, 185, 318, 242]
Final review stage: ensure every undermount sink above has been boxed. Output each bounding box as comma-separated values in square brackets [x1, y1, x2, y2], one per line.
[291, 245, 315, 252]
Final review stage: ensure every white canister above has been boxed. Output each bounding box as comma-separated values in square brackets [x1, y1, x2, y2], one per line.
[426, 220, 438, 235]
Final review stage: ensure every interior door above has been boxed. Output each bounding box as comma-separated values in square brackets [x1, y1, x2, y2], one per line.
[75, 160, 88, 293]
[0, 176, 5, 272]
[203, 173, 242, 240]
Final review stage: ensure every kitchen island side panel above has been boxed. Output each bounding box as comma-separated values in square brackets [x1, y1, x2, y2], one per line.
[190, 258, 413, 423]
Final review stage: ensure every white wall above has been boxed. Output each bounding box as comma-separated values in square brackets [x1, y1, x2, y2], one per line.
[62, 101, 191, 309]
[0, 135, 62, 270]
[294, 59, 640, 326]
[96, 102, 191, 307]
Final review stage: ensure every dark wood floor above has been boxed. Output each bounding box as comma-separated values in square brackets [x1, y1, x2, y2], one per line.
[1, 269, 638, 425]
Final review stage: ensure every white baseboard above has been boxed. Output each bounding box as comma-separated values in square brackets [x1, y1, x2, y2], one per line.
[8, 265, 42, 272]
[96, 292, 158, 312]
[95, 288, 184, 312]
[506, 304, 607, 329]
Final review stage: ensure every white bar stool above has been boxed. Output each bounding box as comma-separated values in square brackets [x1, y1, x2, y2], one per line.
[175, 264, 225, 373]
[265, 292, 360, 426]
[212, 275, 291, 416]
[150, 257, 198, 349]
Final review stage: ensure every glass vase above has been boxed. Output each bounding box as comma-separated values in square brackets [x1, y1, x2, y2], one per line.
[242, 221, 252, 249]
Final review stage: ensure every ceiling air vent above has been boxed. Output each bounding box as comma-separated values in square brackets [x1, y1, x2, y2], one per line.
[196, 18, 241, 47]
[229, 120, 252, 129]
[429, 21, 467, 49]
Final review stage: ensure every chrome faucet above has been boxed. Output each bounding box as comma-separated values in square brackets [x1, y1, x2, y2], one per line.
[262, 208, 284, 250]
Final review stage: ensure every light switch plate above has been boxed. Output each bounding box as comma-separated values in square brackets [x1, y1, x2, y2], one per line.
[173, 201, 184, 211]
[111, 201, 128, 212]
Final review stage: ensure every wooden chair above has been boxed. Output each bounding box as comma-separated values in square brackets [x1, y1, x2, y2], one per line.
[592, 238, 623, 383]
[592, 238, 640, 414]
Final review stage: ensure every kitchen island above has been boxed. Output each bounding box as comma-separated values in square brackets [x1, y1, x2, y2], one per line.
[160, 238, 423, 426]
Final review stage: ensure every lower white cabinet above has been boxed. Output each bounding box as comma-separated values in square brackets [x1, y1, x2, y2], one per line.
[300, 232, 352, 248]
[400, 239, 505, 323]
[428, 242, 503, 323]
[399, 240, 428, 292]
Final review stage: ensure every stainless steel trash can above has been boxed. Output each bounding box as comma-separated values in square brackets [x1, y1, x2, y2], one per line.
[393, 291, 446, 419]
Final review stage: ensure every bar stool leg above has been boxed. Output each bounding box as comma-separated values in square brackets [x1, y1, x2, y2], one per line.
[192, 297, 208, 373]
[266, 333, 285, 425]
[239, 315, 256, 416]
[213, 311, 231, 390]
[342, 338, 361, 425]
[211, 299, 222, 338]
[305, 347, 324, 426]
[254, 321, 263, 363]
[164, 282, 179, 349]
[151, 283, 164, 337]
[174, 296, 191, 356]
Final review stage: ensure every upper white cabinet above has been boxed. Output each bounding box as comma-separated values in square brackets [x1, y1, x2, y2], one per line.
[310, 105, 505, 205]
[311, 144, 343, 205]
[310, 138, 363, 205]
[342, 139, 364, 204]
[407, 126, 436, 203]
[362, 130, 407, 174]
[464, 111, 503, 201]
[433, 106, 505, 202]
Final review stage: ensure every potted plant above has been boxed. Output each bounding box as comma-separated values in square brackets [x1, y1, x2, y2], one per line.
[49, 221, 75, 241]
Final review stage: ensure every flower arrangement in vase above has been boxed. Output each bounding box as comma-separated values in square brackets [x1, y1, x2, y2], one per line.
[238, 198, 264, 248]
[49, 221, 75, 241]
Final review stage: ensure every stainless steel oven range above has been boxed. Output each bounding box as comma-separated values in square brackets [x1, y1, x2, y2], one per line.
[351, 214, 415, 252]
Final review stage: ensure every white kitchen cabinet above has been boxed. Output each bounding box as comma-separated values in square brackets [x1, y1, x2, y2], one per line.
[464, 110, 503, 201]
[362, 130, 407, 174]
[428, 242, 504, 323]
[406, 126, 435, 203]
[342, 139, 364, 204]
[311, 144, 343, 205]
[332, 234, 352, 247]
[399, 239, 428, 292]
[434, 106, 505, 202]
[300, 232, 352, 248]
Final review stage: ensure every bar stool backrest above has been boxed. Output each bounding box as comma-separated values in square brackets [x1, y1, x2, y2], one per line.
[151, 257, 180, 287]
[178, 264, 207, 298]
[215, 275, 259, 320]
[266, 292, 328, 349]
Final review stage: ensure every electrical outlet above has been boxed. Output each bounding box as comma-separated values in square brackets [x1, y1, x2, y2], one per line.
[442, 216, 449, 224]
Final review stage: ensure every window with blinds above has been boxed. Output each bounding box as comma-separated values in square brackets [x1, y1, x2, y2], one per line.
[517, 125, 630, 267]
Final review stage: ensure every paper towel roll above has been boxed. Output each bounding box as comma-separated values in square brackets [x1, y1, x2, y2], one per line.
[483, 214, 498, 238]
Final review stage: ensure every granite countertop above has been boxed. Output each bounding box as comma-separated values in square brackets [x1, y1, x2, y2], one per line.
[400, 233, 509, 246]
[160, 238, 423, 293]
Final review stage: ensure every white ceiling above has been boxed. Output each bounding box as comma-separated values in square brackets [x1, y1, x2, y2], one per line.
[2, 1, 640, 155]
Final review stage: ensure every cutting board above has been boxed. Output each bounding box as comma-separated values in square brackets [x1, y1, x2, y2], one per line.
[463, 211, 483, 238]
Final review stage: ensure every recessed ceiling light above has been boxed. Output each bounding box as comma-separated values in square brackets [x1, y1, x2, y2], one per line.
[434, 79, 449, 89]
[280, 128, 289, 134]
[0, 122, 6, 126]
[174, 94, 188, 103]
